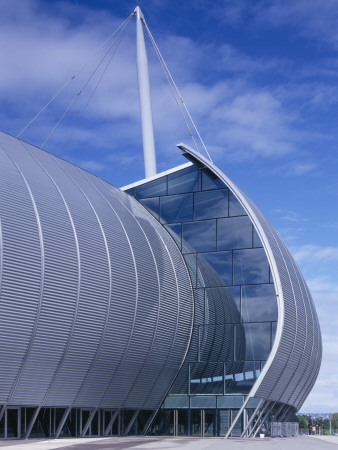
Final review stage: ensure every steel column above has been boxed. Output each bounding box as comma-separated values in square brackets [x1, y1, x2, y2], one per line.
[25, 406, 41, 439]
[55, 407, 71, 439]
[124, 410, 140, 436]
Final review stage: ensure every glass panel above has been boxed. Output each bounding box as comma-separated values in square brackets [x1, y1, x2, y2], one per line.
[190, 362, 224, 395]
[139, 197, 159, 219]
[202, 168, 226, 190]
[236, 323, 271, 360]
[241, 284, 277, 322]
[194, 189, 228, 220]
[231, 409, 242, 437]
[182, 220, 216, 253]
[160, 194, 193, 223]
[177, 410, 189, 436]
[134, 177, 166, 199]
[168, 166, 200, 194]
[226, 286, 241, 311]
[190, 410, 201, 436]
[205, 287, 240, 323]
[229, 191, 246, 216]
[218, 410, 230, 436]
[198, 324, 235, 364]
[148, 410, 174, 436]
[233, 248, 270, 284]
[197, 252, 232, 286]
[253, 227, 263, 248]
[217, 216, 252, 250]
[231, 361, 261, 394]
[165, 223, 182, 249]
[204, 410, 216, 436]
[193, 289, 205, 325]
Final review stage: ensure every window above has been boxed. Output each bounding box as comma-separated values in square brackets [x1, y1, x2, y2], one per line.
[160, 194, 193, 223]
[168, 166, 200, 194]
[233, 248, 270, 285]
[182, 220, 216, 253]
[194, 190, 228, 220]
[218, 216, 252, 250]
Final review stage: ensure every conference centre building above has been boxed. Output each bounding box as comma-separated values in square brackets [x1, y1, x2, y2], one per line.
[0, 129, 321, 439]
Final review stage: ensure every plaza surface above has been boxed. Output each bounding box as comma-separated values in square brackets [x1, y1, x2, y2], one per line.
[0, 436, 337, 450]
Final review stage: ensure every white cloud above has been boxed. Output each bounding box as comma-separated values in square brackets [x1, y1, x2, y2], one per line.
[208, 0, 338, 50]
[292, 245, 338, 264]
[0, 0, 309, 166]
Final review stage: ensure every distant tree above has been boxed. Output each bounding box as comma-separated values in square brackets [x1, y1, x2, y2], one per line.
[322, 418, 330, 431]
[331, 413, 338, 430]
[296, 415, 309, 431]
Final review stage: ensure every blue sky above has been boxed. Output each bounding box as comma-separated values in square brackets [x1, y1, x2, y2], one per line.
[0, 0, 337, 413]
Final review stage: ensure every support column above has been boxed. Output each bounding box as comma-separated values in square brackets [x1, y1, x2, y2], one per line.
[55, 407, 71, 439]
[135, 6, 157, 178]
[25, 406, 41, 439]
[81, 408, 98, 437]
[104, 410, 119, 436]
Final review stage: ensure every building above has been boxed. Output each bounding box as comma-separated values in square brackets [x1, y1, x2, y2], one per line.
[0, 130, 321, 439]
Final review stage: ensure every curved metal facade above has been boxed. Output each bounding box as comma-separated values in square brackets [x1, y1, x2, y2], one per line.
[0, 131, 194, 411]
[178, 144, 322, 412]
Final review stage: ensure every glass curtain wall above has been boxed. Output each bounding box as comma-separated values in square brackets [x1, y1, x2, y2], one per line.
[126, 163, 277, 436]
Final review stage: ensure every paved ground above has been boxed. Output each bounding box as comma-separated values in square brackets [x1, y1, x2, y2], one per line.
[0, 435, 337, 450]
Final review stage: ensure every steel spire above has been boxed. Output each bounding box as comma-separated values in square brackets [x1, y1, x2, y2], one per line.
[135, 6, 157, 178]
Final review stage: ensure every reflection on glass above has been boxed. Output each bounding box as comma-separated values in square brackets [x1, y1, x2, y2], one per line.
[139, 197, 159, 219]
[205, 287, 240, 324]
[193, 288, 204, 325]
[190, 361, 224, 395]
[165, 223, 182, 249]
[241, 284, 277, 322]
[202, 168, 225, 190]
[218, 216, 252, 250]
[134, 176, 166, 198]
[191, 410, 201, 436]
[160, 194, 193, 223]
[198, 252, 232, 286]
[233, 248, 269, 284]
[194, 189, 228, 220]
[182, 220, 216, 252]
[253, 227, 263, 248]
[130, 162, 277, 401]
[168, 166, 200, 194]
[226, 286, 241, 311]
[236, 323, 271, 360]
[229, 191, 246, 216]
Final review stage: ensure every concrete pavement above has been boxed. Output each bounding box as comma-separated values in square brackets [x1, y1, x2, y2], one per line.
[0, 435, 337, 450]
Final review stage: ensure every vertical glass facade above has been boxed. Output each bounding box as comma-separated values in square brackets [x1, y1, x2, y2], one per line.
[126, 163, 277, 436]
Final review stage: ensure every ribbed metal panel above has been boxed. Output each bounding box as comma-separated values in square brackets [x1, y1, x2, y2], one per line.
[178, 144, 322, 411]
[0, 131, 194, 410]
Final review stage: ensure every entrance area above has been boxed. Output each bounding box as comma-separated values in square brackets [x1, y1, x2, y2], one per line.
[148, 409, 242, 437]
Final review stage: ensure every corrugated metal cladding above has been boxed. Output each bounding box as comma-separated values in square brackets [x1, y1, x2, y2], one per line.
[178, 145, 322, 411]
[0, 131, 194, 410]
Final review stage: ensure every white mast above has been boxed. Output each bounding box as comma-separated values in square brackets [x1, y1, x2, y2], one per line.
[135, 6, 157, 178]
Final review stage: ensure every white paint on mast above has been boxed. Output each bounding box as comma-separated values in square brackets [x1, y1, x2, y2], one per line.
[135, 6, 157, 178]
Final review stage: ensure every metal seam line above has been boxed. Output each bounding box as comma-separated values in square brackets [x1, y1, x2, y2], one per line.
[58, 165, 112, 406]
[1, 142, 45, 404]
[74, 172, 140, 409]
[21, 143, 82, 407]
